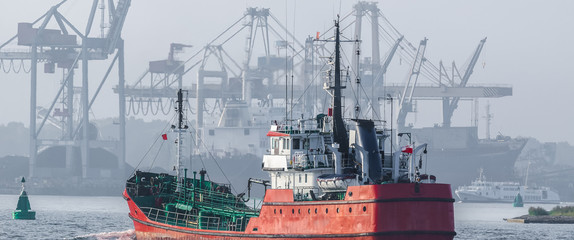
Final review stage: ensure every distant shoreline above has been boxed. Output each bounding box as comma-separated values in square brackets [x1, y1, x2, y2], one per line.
[505, 215, 574, 224]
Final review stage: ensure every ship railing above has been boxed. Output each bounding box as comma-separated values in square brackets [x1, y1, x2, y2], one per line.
[226, 217, 245, 231]
[126, 181, 161, 197]
[294, 186, 322, 201]
[169, 182, 259, 214]
[373, 119, 387, 130]
[125, 182, 137, 195]
[270, 119, 321, 134]
[293, 154, 331, 169]
[141, 207, 224, 230]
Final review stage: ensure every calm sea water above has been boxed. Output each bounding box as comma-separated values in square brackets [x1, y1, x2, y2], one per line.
[1, 194, 573, 239]
[0, 194, 133, 239]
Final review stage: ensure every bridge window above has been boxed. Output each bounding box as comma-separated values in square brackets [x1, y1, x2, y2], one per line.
[293, 138, 300, 149]
[282, 138, 290, 150]
[305, 174, 308, 183]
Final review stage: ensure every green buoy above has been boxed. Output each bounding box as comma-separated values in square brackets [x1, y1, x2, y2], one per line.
[513, 192, 524, 207]
[13, 177, 36, 220]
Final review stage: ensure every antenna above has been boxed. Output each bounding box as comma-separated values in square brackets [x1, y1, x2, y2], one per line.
[285, 1, 288, 125]
[354, 40, 361, 119]
[291, 0, 296, 123]
[172, 89, 189, 190]
[387, 94, 393, 155]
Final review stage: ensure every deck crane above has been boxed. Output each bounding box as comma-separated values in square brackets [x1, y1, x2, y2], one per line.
[397, 38, 427, 130]
[442, 38, 487, 127]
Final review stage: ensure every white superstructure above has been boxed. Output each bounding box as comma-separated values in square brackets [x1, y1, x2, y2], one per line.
[455, 171, 560, 203]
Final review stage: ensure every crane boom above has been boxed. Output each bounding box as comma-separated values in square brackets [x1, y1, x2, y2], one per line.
[369, 36, 403, 119]
[442, 37, 487, 127]
[381, 36, 403, 75]
[104, 0, 130, 54]
[397, 38, 427, 129]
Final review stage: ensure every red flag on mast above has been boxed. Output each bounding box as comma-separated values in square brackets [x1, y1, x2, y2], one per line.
[162, 134, 168, 140]
[401, 145, 413, 154]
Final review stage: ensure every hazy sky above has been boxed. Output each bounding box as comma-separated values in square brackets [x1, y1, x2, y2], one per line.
[0, 0, 573, 144]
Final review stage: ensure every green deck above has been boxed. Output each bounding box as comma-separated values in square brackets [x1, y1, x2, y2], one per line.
[128, 171, 259, 231]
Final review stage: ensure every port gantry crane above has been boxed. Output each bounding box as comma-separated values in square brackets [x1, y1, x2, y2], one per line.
[120, 7, 308, 150]
[0, 0, 131, 179]
[440, 38, 487, 127]
[119, 1, 513, 157]
[348, 1, 511, 131]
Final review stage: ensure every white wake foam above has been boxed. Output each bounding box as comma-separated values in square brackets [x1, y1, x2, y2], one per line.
[74, 229, 135, 240]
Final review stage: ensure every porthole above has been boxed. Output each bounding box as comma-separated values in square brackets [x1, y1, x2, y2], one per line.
[326, 208, 329, 214]
[348, 192, 353, 197]
[336, 208, 340, 213]
[349, 207, 352, 213]
[274, 209, 276, 214]
[363, 206, 367, 212]
[298, 209, 301, 214]
[292, 209, 295, 214]
[280, 209, 282, 214]
[315, 208, 318, 214]
[308, 208, 311, 214]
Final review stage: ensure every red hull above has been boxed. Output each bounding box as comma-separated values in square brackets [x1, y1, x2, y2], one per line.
[125, 183, 455, 240]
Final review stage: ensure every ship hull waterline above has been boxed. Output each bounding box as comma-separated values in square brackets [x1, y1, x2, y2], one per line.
[125, 183, 456, 240]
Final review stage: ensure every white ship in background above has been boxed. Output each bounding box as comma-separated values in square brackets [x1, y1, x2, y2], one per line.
[455, 170, 560, 203]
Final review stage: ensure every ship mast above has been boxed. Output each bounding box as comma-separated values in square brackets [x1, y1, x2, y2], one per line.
[173, 89, 188, 188]
[332, 18, 349, 169]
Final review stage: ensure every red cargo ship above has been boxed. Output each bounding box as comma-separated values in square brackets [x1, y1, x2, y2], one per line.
[125, 19, 455, 240]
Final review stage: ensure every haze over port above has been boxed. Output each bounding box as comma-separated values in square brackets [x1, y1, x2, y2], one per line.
[0, 2, 573, 239]
[0, 0, 573, 144]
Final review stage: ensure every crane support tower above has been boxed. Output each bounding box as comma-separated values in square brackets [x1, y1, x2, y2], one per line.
[0, 0, 131, 181]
